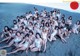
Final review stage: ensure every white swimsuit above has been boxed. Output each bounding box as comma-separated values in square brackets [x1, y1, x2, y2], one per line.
[14, 37, 21, 43]
[24, 20, 28, 26]
[35, 39, 41, 48]
[14, 25, 18, 30]
[51, 30, 57, 38]
[42, 32, 47, 40]
[23, 41, 29, 48]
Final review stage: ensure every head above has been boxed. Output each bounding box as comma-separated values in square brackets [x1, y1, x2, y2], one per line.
[4, 26, 10, 32]
[25, 34, 29, 38]
[16, 31, 21, 36]
[36, 33, 41, 39]
[62, 14, 65, 18]
[13, 20, 17, 25]
[17, 16, 20, 19]
[20, 26, 24, 30]
[29, 30, 33, 36]
[45, 22, 49, 27]
[25, 27, 29, 32]
[68, 16, 72, 20]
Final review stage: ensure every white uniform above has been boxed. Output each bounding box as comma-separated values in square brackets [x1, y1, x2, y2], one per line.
[35, 39, 41, 48]
[42, 32, 47, 40]
[51, 30, 57, 40]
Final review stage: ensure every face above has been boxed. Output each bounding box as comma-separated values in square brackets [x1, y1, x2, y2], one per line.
[17, 32, 20, 36]
[36, 34, 40, 38]
[5, 27, 8, 30]
[29, 32, 33, 36]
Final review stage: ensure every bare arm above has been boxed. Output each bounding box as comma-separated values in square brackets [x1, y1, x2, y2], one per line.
[7, 48, 23, 54]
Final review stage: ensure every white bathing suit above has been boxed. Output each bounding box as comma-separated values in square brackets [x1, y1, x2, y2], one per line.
[23, 41, 29, 48]
[35, 39, 41, 48]
[14, 36, 21, 43]
[11, 33, 15, 38]
[54, 20, 58, 26]
[67, 20, 72, 25]
[56, 13, 61, 19]
[24, 20, 28, 26]
[42, 32, 47, 40]
[20, 19, 24, 23]
[51, 30, 57, 37]
[53, 12, 56, 18]
[14, 25, 18, 30]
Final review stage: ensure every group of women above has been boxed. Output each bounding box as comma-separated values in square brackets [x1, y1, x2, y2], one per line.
[0, 7, 80, 55]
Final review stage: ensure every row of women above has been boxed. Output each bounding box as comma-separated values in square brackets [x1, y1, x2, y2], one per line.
[0, 7, 80, 55]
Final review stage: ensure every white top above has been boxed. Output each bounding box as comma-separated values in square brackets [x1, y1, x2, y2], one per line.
[42, 32, 47, 40]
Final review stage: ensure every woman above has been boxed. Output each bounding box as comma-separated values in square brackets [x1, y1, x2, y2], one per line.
[7, 35, 30, 54]
[65, 16, 72, 34]
[28, 30, 35, 44]
[0, 31, 23, 49]
[41, 28, 48, 52]
[1, 26, 10, 38]
[0, 29, 14, 43]
[12, 20, 18, 30]
[58, 27, 66, 43]
[72, 21, 80, 34]
[49, 26, 58, 42]
[24, 27, 30, 35]
[30, 33, 43, 52]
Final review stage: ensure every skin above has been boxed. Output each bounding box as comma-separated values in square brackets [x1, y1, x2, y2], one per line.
[30, 34, 43, 52]
[58, 29, 66, 43]
[41, 29, 48, 52]
[7, 38, 29, 54]
[0, 33, 22, 49]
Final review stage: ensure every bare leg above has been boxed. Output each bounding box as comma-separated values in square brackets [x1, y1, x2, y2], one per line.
[25, 48, 28, 53]
[7, 47, 24, 54]
[0, 37, 10, 43]
[31, 48, 39, 52]
[30, 44, 35, 49]
[43, 40, 47, 52]
[60, 34, 66, 43]
[0, 40, 14, 49]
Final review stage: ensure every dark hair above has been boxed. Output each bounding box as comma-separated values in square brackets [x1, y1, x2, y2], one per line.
[25, 27, 29, 30]
[68, 16, 72, 20]
[17, 16, 20, 19]
[13, 20, 17, 25]
[35, 33, 41, 38]
[62, 14, 65, 18]
[29, 11, 32, 14]
[16, 31, 21, 35]
[25, 34, 29, 37]
[4, 26, 10, 32]
[9, 28, 13, 32]
[45, 22, 49, 27]
[55, 26, 59, 30]
[20, 26, 24, 29]
[29, 30, 33, 34]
